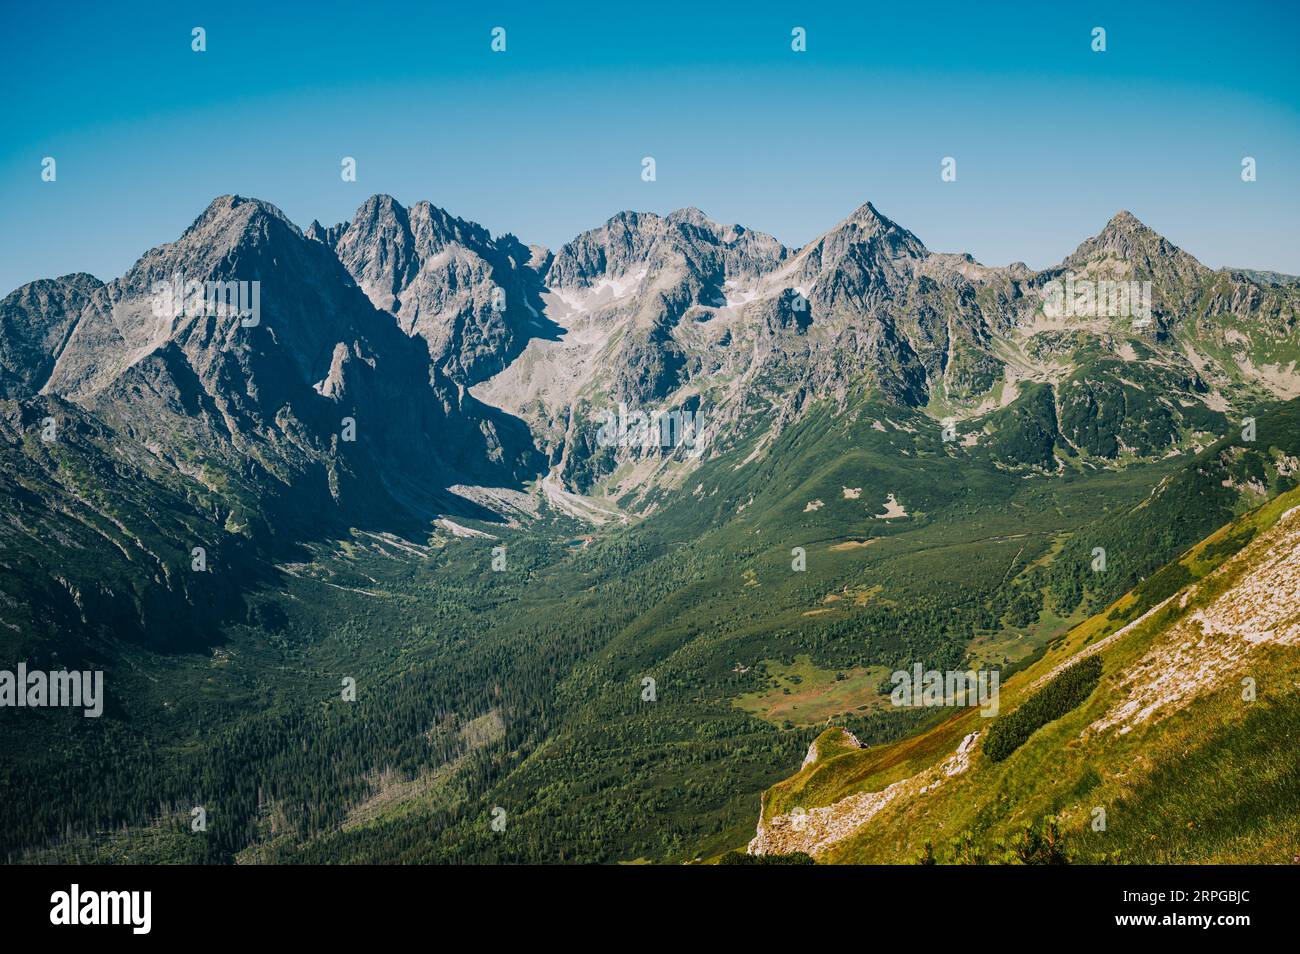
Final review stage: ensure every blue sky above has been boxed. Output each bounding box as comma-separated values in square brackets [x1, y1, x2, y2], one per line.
[1, 0, 1297, 294]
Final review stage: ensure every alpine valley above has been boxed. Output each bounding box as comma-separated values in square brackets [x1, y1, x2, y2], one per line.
[1, 194, 1298, 864]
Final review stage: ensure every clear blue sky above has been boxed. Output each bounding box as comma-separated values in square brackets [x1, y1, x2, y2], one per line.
[2, 0, 1297, 294]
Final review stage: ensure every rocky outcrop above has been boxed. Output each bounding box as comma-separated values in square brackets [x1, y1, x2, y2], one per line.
[12, 195, 544, 540]
[1089, 504, 1300, 735]
[0, 272, 102, 399]
[330, 195, 553, 385]
[749, 731, 980, 858]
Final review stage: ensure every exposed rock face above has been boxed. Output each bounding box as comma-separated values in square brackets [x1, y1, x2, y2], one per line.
[1089, 503, 1300, 736]
[748, 730, 980, 858]
[547, 207, 790, 408]
[328, 194, 553, 385]
[9, 195, 543, 537]
[0, 272, 103, 399]
[545, 208, 786, 292]
[467, 198, 1299, 503]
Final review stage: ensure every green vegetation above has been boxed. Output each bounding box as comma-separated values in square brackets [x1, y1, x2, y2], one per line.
[756, 478, 1300, 865]
[915, 817, 1070, 865]
[731, 655, 891, 726]
[982, 657, 1102, 762]
[3, 391, 1299, 865]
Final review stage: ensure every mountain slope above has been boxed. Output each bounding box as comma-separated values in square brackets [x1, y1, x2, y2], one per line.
[748, 482, 1300, 863]
[0, 272, 102, 399]
[0, 196, 545, 654]
[324, 194, 558, 386]
[234, 395, 1300, 865]
[0, 394, 263, 657]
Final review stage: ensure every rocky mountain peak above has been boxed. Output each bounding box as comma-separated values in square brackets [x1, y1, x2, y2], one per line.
[665, 206, 715, 229]
[546, 207, 790, 293]
[1089, 209, 1159, 250]
[405, 200, 496, 255]
[114, 195, 311, 304]
[329, 195, 551, 385]
[790, 200, 929, 297]
[840, 200, 890, 228]
[352, 192, 406, 224]
[1107, 208, 1141, 228]
[335, 195, 504, 276]
[305, 219, 348, 247]
[814, 201, 916, 252]
[180, 194, 301, 246]
[1061, 209, 1207, 278]
[545, 211, 669, 288]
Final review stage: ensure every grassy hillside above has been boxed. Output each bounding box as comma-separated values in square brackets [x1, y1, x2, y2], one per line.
[748, 484, 1300, 864]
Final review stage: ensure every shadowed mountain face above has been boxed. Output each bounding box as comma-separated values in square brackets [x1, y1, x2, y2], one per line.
[0, 394, 264, 657]
[10, 196, 542, 517]
[0, 196, 545, 652]
[0, 272, 102, 400]
[320, 195, 558, 386]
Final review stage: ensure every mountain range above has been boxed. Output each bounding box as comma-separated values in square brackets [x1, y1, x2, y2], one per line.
[2, 194, 1298, 864]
